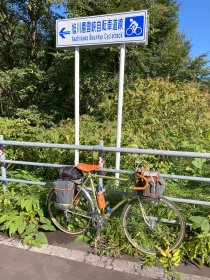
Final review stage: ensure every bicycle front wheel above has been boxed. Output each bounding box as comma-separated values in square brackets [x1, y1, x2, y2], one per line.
[48, 187, 94, 235]
[121, 196, 185, 255]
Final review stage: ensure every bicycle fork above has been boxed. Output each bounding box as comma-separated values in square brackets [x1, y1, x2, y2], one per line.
[137, 196, 156, 230]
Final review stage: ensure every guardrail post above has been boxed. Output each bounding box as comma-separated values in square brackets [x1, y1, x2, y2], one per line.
[0, 135, 7, 192]
[98, 140, 104, 190]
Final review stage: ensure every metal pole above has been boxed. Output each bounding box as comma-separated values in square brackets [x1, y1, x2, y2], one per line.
[115, 43, 126, 180]
[75, 47, 80, 165]
[0, 135, 7, 192]
[98, 140, 104, 190]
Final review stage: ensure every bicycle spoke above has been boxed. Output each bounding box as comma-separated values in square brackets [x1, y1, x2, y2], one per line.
[48, 188, 94, 235]
[67, 208, 91, 219]
[121, 196, 185, 255]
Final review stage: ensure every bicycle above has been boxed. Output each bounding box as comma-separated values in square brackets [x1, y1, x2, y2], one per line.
[47, 163, 185, 255]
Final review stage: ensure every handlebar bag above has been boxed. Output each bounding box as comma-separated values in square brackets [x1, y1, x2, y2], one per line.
[142, 177, 165, 198]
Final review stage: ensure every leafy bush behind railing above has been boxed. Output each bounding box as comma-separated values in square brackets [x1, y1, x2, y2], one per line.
[0, 79, 209, 266]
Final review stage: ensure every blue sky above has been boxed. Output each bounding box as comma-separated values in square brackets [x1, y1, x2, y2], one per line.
[178, 0, 210, 63]
[54, 1, 210, 66]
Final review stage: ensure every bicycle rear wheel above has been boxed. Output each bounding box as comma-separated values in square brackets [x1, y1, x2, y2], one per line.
[48, 187, 94, 235]
[121, 196, 185, 255]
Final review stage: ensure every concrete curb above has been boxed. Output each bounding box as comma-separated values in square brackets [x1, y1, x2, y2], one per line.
[0, 234, 209, 280]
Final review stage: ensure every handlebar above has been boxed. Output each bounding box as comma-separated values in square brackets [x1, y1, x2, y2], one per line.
[130, 173, 149, 191]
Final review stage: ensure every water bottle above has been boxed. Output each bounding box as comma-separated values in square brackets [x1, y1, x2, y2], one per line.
[96, 185, 106, 209]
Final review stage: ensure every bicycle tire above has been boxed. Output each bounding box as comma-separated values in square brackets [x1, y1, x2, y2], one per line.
[121, 196, 185, 255]
[47, 187, 94, 235]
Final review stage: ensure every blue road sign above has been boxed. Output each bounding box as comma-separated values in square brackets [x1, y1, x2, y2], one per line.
[125, 16, 144, 37]
[56, 10, 148, 48]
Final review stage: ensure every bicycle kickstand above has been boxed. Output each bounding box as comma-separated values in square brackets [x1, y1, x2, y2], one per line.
[92, 230, 100, 255]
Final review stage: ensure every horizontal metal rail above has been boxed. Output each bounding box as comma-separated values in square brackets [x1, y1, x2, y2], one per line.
[1, 159, 210, 183]
[1, 140, 210, 158]
[105, 190, 210, 206]
[1, 176, 210, 206]
[0, 177, 52, 187]
[2, 159, 73, 169]
[1, 137, 210, 207]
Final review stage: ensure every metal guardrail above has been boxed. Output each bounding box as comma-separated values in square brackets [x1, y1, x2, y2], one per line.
[0, 135, 210, 206]
[1, 139, 210, 158]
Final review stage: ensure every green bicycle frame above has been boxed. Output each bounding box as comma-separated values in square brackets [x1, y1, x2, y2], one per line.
[80, 172, 131, 215]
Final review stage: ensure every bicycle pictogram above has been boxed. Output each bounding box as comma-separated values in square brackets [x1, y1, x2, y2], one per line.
[126, 18, 142, 36]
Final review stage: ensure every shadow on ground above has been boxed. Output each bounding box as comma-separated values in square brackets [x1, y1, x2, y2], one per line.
[46, 230, 210, 279]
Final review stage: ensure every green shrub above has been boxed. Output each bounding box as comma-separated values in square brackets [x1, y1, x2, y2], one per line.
[0, 184, 55, 247]
[0, 78, 209, 262]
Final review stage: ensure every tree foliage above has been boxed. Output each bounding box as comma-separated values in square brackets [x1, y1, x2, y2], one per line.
[1, 78, 209, 171]
[0, 78, 209, 259]
[0, 0, 209, 118]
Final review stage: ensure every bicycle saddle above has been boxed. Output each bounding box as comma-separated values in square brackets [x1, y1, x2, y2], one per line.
[76, 163, 100, 172]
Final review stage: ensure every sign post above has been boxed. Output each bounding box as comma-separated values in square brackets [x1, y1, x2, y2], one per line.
[115, 43, 125, 179]
[74, 47, 80, 165]
[0, 135, 7, 192]
[56, 10, 148, 169]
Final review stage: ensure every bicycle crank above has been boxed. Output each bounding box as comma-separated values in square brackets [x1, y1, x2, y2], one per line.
[64, 211, 72, 222]
[91, 213, 106, 231]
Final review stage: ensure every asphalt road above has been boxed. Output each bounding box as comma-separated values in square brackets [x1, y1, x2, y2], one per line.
[0, 231, 209, 280]
[0, 244, 152, 280]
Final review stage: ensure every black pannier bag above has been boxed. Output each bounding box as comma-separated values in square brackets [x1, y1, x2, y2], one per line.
[52, 180, 75, 210]
[58, 166, 84, 184]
